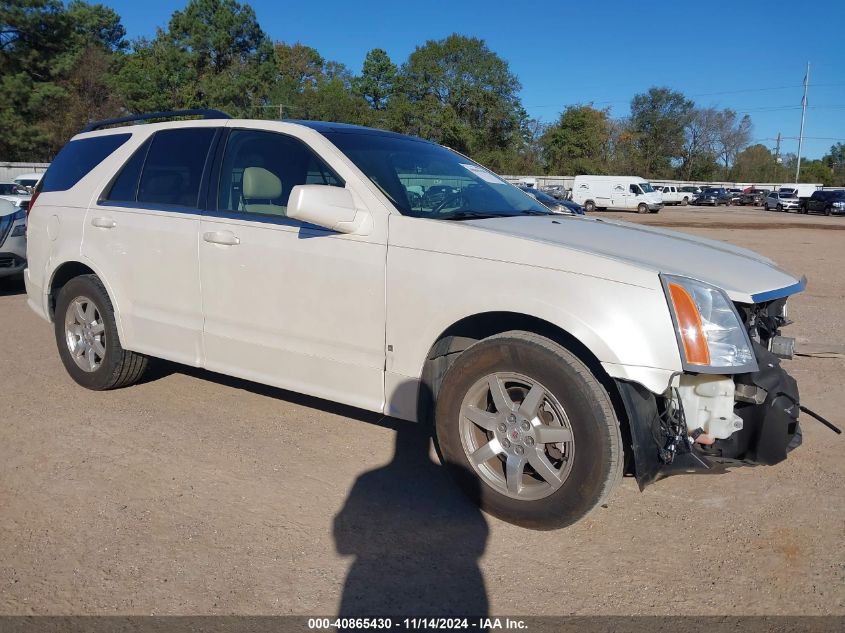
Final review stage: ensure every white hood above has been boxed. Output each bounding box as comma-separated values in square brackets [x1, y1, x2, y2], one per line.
[464, 214, 803, 304]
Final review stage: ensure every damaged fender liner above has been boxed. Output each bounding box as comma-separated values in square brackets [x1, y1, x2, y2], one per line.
[616, 341, 802, 490]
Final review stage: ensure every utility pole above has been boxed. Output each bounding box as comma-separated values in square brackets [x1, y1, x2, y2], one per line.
[773, 132, 781, 183]
[795, 62, 810, 182]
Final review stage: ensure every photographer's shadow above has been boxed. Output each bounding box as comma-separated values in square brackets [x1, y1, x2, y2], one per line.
[333, 420, 489, 618]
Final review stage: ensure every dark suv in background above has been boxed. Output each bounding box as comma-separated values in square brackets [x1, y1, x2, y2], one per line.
[696, 187, 732, 206]
[801, 190, 845, 216]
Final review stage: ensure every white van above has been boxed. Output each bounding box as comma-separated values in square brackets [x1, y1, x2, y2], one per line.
[572, 175, 663, 213]
[778, 184, 820, 200]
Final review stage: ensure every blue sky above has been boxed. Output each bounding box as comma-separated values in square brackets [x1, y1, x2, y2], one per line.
[102, 0, 845, 159]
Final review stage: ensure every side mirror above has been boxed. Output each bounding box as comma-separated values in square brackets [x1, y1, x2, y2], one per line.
[287, 185, 371, 234]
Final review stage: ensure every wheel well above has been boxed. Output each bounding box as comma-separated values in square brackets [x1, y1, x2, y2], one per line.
[48, 261, 96, 319]
[420, 312, 633, 469]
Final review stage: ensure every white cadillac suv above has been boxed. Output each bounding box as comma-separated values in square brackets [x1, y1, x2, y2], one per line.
[25, 110, 806, 529]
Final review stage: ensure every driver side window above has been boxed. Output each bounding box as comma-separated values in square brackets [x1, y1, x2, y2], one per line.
[217, 129, 343, 217]
[629, 184, 640, 195]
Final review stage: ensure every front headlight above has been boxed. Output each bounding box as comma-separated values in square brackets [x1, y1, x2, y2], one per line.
[661, 275, 758, 373]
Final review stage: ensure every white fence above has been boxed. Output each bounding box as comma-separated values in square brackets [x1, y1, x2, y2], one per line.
[0, 162, 50, 182]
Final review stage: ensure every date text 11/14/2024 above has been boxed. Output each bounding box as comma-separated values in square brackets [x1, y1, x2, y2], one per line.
[307, 618, 528, 630]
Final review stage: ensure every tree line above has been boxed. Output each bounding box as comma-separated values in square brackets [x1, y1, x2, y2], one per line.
[2, 0, 843, 185]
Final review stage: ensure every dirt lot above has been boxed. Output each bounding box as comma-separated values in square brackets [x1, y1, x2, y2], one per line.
[0, 204, 843, 616]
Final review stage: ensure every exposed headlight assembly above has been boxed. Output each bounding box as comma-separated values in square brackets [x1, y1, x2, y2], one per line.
[661, 274, 758, 374]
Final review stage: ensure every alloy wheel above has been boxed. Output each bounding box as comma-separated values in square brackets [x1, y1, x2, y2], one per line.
[64, 296, 106, 372]
[459, 372, 575, 501]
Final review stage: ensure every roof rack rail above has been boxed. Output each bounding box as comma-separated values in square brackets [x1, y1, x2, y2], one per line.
[81, 109, 231, 133]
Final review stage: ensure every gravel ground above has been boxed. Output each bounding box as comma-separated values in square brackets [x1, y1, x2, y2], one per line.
[0, 204, 842, 616]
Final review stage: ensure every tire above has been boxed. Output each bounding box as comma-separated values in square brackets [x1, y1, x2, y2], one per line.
[584, 200, 596, 213]
[776, 203, 783, 213]
[434, 331, 623, 530]
[682, 196, 689, 206]
[825, 205, 832, 216]
[764, 203, 769, 211]
[637, 203, 648, 214]
[54, 274, 148, 390]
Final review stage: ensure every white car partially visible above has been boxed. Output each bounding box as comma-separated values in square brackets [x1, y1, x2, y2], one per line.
[0, 198, 27, 278]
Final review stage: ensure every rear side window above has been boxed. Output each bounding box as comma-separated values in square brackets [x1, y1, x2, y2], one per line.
[41, 134, 131, 192]
[137, 128, 216, 207]
[103, 137, 152, 202]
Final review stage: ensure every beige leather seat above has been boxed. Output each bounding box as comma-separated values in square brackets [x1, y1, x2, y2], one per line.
[242, 167, 285, 216]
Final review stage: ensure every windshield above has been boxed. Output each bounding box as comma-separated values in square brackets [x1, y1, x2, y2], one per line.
[0, 184, 26, 195]
[323, 131, 549, 219]
[639, 182, 654, 193]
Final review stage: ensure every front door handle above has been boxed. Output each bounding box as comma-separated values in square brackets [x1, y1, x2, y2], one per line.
[91, 217, 116, 229]
[203, 230, 240, 246]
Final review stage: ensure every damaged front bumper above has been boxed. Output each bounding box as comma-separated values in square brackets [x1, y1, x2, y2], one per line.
[617, 340, 802, 489]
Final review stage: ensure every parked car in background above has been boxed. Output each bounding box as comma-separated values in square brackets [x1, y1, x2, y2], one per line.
[519, 186, 584, 215]
[726, 188, 743, 205]
[800, 189, 845, 216]
[571, 175, 662, 213]
[680, 185, 702, 196]
[696, 187, 732, 206]
[738, 188, 769, 206]
[0, 182, 32, 210]
[12, 172, 44, 191]
[540, 185, 568, 200]
[0, 198, 27, 278]
[654, 185, 692, 205]
[764, 191, 801, 212]
[25, 110, 807, 529]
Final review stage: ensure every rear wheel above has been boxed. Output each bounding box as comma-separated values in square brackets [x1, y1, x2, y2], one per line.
[584, 200, 596, 213]
[637, 203, 648, 214]
[682, 196, 689, 206]
[435, 331, 623, 530]
[54, 275, 148, 390]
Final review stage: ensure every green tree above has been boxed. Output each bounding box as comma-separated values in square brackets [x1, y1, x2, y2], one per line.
[540, 105, 611, 175]
[822, 143, 845, 186]
[731, 144, 776, 182]
[0, 0, 127, 159]
[356, 48, 396, 111]
[628, 87, 694, 178]
[115, 0, 272, 117]
[390, 34, 525, 169]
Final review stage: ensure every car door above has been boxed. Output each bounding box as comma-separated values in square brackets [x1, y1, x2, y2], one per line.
[198, 125, 387, 412]
[83, 125, 221, 365]
[611, 183, 628, 208]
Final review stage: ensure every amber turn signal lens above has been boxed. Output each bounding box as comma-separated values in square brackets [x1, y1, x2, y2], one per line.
[667, 282, 711, 366]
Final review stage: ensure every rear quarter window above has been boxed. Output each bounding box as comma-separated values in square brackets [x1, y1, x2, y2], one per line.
[41, 134, 131, 193]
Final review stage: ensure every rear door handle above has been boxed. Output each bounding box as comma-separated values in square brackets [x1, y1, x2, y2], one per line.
[203, 230, 240, 246]
[91, 217, 116, 229]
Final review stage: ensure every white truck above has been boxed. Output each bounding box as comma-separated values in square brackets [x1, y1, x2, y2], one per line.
[572, 175, 663, 213]
[655, 185, 692, 206]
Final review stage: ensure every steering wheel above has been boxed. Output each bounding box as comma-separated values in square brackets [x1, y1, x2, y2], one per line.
[434, 191, 470, 214]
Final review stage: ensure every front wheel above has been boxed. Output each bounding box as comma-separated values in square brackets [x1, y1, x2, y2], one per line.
[825, 206, 832, 216]
[776, 203, 783, 212]
[682, 196, 689, 206]
[54, 274, 148, 390]
[434, 331, 623, 530]
[637, 203, 648, 214]
[584, 200, 596, 213]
